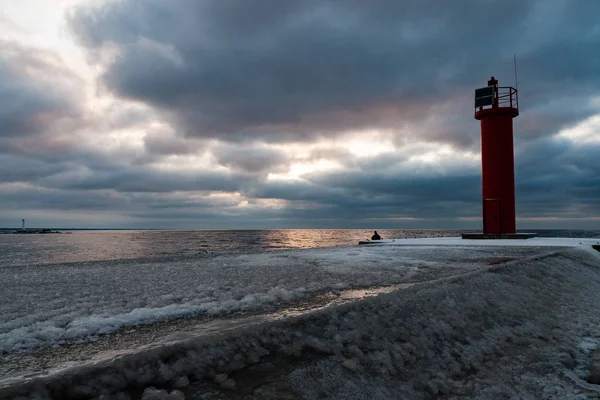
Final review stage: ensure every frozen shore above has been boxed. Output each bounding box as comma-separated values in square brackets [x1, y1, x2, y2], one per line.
[1, 245, 543, 355]
[1, 242, 600, 399]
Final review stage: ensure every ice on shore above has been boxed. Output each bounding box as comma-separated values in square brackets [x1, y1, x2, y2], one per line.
[1, 245, 600, 399]
[0, 245, 543, 354]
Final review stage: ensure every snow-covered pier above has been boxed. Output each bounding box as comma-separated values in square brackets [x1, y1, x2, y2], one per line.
[1, 240, 600, 399]
[359, 236, 600, 248]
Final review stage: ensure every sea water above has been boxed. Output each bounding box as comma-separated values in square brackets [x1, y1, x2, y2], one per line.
[1, 228, 597, 267]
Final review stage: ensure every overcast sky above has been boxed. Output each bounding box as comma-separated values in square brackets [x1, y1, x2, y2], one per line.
[1, 0, 599, 229]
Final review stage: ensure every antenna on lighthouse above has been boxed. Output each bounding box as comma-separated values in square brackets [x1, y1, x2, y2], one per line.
[513, 55, 519, 91]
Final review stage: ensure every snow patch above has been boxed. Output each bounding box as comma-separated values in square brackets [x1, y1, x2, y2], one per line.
[579, 337, 600, 354]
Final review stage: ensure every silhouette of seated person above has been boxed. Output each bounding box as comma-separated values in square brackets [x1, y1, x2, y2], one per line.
[371, 231, 382, 240]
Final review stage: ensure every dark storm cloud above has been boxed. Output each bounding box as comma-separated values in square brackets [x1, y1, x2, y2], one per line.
[141, 194, 240, 211]
[143, 128, 204, 156]
[46, 168, 243, 193]
[0, 184, 127, 211]
[515, 138, 600, 217]
[212, 143, 290, 174]
[307, 172, 481, 204]
[68, 0, 600, 145]
[0, 39, 87, 187]
[0, 155, 72, 183]
[1, 1, 598, 229]
[249, 172, 482, 221]
[3, 136, 597, 227]
[0, 40, 82, 139]
[0, 132, 82, 165]
[0, 183, 243, 218]
[98, 103, 154, 132]
[239, 133, 600, 223]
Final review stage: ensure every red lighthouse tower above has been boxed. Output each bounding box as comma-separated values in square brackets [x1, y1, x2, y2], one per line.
[475, 77, 518, 235]
[464, 77, 534, 239]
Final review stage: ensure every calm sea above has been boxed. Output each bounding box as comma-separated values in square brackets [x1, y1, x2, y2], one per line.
[0, 229, 598, 268]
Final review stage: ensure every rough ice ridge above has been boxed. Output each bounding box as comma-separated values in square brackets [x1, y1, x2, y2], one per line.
[2, 247, 600, 399]
[1, 245, 524, 354]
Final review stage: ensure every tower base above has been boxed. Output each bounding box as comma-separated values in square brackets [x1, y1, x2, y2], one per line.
[461, 233, 537, 240]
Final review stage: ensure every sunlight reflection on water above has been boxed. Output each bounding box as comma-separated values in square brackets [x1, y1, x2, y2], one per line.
[0, 228, 597, 267]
